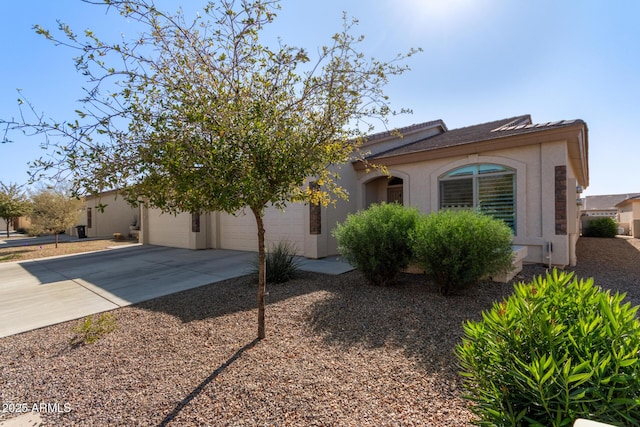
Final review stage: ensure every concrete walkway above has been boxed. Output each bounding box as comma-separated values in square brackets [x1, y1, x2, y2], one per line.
[0, 245, 353, 338]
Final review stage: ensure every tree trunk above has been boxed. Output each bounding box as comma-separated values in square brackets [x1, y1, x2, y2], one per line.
[4, 219, 9, 238]
[55, 231, 59, 249]
[251, 207, 266, 340]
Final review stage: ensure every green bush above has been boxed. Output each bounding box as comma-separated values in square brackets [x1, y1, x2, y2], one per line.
[409, 210, 514, 295]
[457, 270, 640, 427]
[252, 240, 301, 284]
[584, 217, 618, 238]
[333, 203, 420, 286]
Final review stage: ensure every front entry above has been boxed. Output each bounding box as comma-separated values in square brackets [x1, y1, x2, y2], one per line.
[364, 176, 404, 207]
[387, 186, 403, 204]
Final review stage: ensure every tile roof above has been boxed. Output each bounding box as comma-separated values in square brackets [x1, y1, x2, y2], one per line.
[585, 194, 640, 211]
[361, 120, 447, 144]
[615, 194, 640, 207]
[367, 114, 587, 160]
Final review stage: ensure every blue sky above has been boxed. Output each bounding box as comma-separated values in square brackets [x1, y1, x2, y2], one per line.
[1, 0, 638, 197]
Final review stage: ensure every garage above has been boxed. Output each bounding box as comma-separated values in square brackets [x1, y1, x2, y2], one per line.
[218, 203, 306, 254]
[146, 210, 191, 249]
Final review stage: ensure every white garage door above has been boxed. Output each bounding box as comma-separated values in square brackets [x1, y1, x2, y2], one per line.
[147, 209, 190, 249]
[219, 204, 305, 254]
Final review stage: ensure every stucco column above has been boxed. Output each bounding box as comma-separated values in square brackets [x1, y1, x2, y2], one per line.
[140, 204, 150, 245]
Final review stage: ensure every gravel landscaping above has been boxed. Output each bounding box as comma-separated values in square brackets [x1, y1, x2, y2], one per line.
[1, 237, 639, 426]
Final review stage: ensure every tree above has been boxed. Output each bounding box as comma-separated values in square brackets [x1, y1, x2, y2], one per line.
[29, 187, 82, 248]
[0, 182, 31, 238]
[2, 0, 420, 339]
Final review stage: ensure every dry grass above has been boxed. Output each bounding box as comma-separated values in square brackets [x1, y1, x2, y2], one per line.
[0, 238, 137, 263]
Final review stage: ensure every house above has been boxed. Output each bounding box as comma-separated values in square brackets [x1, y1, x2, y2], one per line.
[581, 193, 640, 235]
[73, 189, 140, 239]
[581, 193, 639, 218]
[141, 114, 589, 267]
[616, 195, 640, 238]
[1, 217, 30, 235]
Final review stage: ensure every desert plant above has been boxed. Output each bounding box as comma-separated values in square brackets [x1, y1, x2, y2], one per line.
[252, 240, 301, 284]
[457, 270, 640, 427]
[333, 202, 420, 286]
[410, 209, 513, 295]
[584, 217, 618, 238]
[70, 313, 116, 346]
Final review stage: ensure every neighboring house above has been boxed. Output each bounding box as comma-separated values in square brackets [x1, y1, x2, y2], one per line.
[582, 194, 638, 218]
[1, 217, 30, 234]
[580, 193, 640, 236]
[74, 189, 140, 239]
[141, 114, 589, 267]
[13, 217, 31, 231]
[616, 195, 640, 238]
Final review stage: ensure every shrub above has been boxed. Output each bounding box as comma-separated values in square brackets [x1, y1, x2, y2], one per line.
[457, 270, 640, 427]
[409, 210, 513, 295]
[333, 202, 420, 286]
[252, 240, 301, 284]
[584, 217, 618, 238]
[70, 313, 116, 346]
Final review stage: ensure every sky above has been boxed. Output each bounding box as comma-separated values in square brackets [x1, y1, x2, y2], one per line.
[1, 0, 638, 197]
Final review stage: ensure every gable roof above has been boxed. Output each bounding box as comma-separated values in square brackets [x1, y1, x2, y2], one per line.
[355, 114, 589, 187]
[615, 194, 640, 208]
[584, 194, 640, 211]
[367, 115, 587, 159]
[361, 120, 448, 146]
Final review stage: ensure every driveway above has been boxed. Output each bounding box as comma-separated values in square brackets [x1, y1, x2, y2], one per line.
[0, 245, 353, 338]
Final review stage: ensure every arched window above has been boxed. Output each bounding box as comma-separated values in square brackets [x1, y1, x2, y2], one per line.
[439, 164, 516, 232]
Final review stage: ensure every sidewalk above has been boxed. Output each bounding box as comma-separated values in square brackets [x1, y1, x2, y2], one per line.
[0, 245, 353, 338]
[0, 231, 85, 248]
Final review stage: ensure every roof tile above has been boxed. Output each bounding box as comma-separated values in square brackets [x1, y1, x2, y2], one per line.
[368, 114, 586, 160]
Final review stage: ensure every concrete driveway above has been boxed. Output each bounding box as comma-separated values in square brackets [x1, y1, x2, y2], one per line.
[0, 245, 353, 338]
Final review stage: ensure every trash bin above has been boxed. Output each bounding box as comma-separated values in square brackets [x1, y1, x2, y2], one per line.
[76, 225, 87, 239]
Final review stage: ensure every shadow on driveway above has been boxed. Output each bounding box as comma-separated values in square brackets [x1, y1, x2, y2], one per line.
[0, 245, 257, 337]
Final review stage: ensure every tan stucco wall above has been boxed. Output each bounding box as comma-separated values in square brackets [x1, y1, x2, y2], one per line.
[1, 217, 30, 233]
[77, 192, 139, 238]
[618, 201, 640, 237]
[355, 140, 581, 266]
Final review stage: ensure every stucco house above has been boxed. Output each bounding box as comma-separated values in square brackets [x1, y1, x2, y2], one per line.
[1, 217, 31, 235]
[616, 195, 640, 238]
[580, 193, 639, 236]
[581, 193, 639, 218]
[141, 114, 589, 267]
[73, 189, 140, 239]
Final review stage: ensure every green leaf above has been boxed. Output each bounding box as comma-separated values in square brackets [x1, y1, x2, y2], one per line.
[619, 358, 638, 367]
[567, 372, 592, 385]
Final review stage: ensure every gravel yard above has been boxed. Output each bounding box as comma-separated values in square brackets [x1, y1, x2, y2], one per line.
[1, 237, 639, 426]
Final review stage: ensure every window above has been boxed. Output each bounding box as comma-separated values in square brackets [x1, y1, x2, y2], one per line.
[87, 207, 92, 229]
[439, 164, 516, 232]
[192, 213, 200, 233]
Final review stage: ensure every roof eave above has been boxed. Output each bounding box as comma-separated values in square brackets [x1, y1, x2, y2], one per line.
[354, 122, 590, 187]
